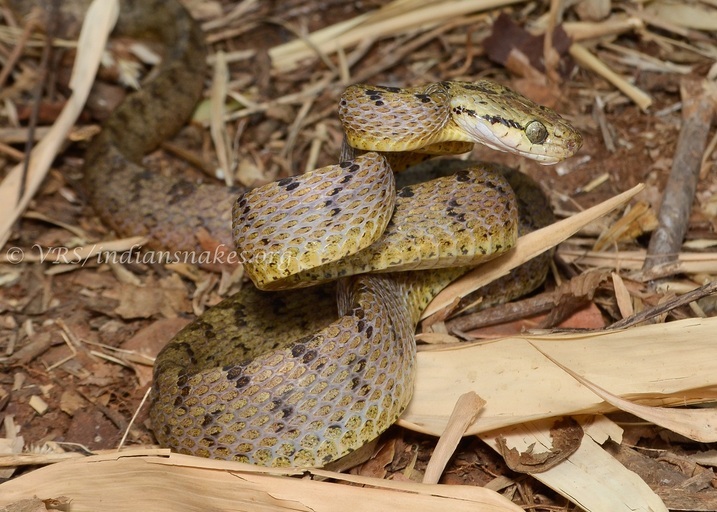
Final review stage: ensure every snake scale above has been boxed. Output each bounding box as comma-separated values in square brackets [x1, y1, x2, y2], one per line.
[18, 0, 582, 466]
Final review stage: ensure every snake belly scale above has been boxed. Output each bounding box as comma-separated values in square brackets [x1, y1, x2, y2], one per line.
[37, 0, 582, 467]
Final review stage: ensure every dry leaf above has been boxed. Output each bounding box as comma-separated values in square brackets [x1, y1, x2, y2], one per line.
[535, 347, 717, 443]
[401, 317, 717, 437]
[0, 450, 526, 512]
[495, 418, 583, 473]
[481, 417, 667, 512]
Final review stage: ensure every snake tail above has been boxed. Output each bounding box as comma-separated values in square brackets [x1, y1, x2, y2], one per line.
[81, 0, 236, 254]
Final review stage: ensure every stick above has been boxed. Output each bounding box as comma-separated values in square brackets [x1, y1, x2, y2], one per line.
[643, 78, 717, 274]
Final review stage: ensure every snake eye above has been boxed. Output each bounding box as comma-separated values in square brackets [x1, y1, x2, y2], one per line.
[525, 121, 548, 144]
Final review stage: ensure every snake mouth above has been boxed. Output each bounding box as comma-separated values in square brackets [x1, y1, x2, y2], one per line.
[453, 114, 582, 165]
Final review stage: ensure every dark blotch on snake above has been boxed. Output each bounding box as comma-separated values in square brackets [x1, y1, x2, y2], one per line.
[167, 180, 195, 205]
[459, 82, 497, 94]
[455, 171, 471, 182]
[302, 350, 317, 363]
[226, 366, 249, 387]
[232, 307, 248, 328]
[397, 187, 414, 198]
[285, 181, 300, 192]
[291, 344, 306, 358]
[482, 114, 522, 130]
[339, 174, 352, 184]
[329, 187, 342, 196]
[277, 177, 293, 187]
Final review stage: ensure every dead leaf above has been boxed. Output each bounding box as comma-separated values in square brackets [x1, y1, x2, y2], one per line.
[496, 417, 583, 473]
[534, 345, 717, 443]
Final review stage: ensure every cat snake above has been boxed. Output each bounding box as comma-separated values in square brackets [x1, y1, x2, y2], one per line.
[149, 75, 581, 466]
[9, 0, 582, 468]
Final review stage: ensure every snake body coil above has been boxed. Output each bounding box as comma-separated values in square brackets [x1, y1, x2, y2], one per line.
[49, 0, 581, 467]
[150, 81, 580, 466]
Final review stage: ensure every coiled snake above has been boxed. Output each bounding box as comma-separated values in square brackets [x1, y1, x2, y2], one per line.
[150, 64, 580, 467]
[14, 0, 582, 467]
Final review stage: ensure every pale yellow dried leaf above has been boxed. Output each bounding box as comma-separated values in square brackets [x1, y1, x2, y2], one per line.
[563, 15, 644, 41]
[611, 272, 633, 318]
[401, 317, 717, 436]
[0, 450, 524, 512]
[647, 0, 717, 31]
[593, 200, 658, 251]
[569, 43, 652, 111]
[209, 50, 234, 186]
[558, 247, 717, 274]
[423, 391, 485, 484]
[579, 414, 623, 445]
[536, 347, 717, 442]
[269, 0, 527, 71]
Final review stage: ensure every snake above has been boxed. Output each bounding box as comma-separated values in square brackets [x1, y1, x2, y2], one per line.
[13, 0, 582, 467]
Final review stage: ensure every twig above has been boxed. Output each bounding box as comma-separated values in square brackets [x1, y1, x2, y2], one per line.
[422, 392, 484, 484]
[643, 77, 717, 274]
[569, 43, 652, 111]
[0, 7, 40, 89]
[446, 292, 557, 332]
[607, 280, 717, 330]
[18, 1, 59, 203]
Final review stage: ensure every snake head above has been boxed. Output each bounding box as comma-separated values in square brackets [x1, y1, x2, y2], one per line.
[447, 81, 583, 165]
